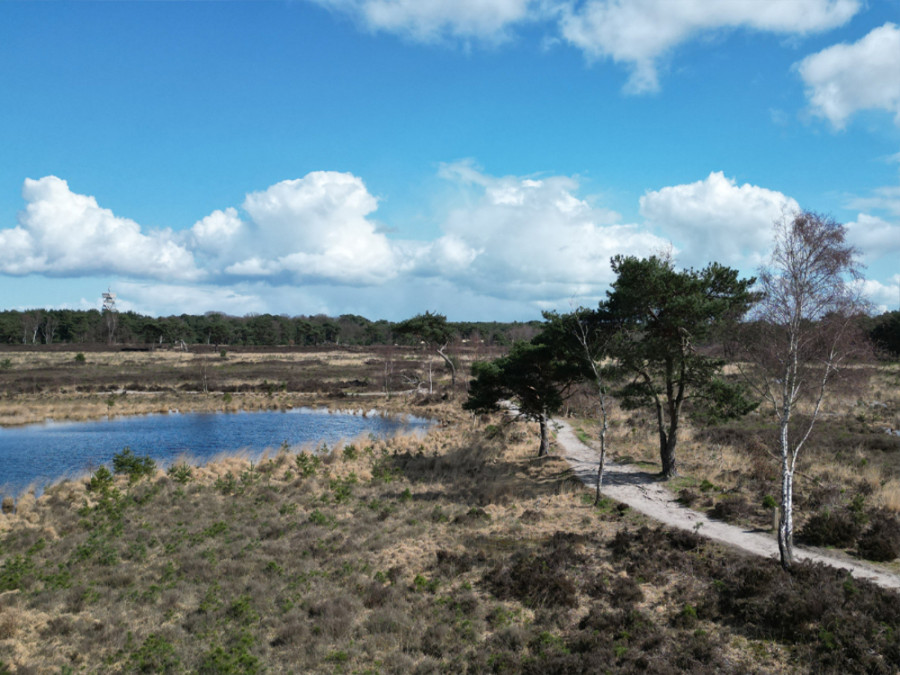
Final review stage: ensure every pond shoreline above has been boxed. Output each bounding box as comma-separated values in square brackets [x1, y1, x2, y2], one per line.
[0, 389, 445, 429]
[0, 403, 438, 500]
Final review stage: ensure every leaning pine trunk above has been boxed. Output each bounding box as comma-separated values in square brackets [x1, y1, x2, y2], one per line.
[538, 411, 550, 457]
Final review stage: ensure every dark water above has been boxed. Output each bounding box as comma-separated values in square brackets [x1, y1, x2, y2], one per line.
[0, 408, 433, 496]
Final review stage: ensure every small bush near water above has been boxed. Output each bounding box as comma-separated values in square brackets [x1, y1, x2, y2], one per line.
[112, 447, 156, 484]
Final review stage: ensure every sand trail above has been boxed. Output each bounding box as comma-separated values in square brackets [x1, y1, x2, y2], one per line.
[553, 418, 900, 591]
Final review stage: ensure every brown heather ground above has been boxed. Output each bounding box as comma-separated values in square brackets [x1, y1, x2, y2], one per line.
[0, 346, 454, 427]
[0, 348, 898, 672]
[567, 362, 900, 572]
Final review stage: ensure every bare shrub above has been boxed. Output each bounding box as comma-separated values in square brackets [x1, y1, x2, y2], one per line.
[0, 608, 19, 639]
[307, 593, 360, 640]
[708, 495, 752, 523]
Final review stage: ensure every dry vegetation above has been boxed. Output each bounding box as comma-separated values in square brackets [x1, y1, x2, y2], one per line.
[569, 362, 900, 568]
[0, 345, 497, 427]
[1, 410, 898, 674]
[0, 348, 899, 672]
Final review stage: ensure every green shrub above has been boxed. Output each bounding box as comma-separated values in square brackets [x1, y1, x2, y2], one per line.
[112, 447, 156, 484]
[0, 555, 34, 592]
[166, 463, 193, 484]
[197, 632, 260, 674]
[87, 466, 115, 493]
[0, 358, 11, 370]
[74, 352, 86, 364]
[309, 509, 329, 526]
[215, 472, 238, 495]
[295, 452, 320, 478]
[129, 633, 180, 673]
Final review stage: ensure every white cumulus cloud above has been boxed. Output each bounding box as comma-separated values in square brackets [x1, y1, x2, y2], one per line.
[855, 276, 900, 314]
[190, 207, 244, 255]
[845, 213, 900, 259]
[232, 172, 400, 286]
[559, 0, 859, 93]
[640, 171, 799, 269]
[796, 22, 900, 128]
[420, 161, 667, 304]
[0, 176, 200, 281]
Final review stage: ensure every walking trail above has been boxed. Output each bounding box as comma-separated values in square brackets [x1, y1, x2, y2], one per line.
[552, 418, 900, 591]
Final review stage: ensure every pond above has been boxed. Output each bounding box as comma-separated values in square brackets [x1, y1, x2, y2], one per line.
[0, 408, 433, 497]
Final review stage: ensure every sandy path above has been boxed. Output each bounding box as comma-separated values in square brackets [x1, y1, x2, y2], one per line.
[553, 418, 900, 591]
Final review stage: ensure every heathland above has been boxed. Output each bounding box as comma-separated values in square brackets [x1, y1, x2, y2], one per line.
[0, 344, 899, 673]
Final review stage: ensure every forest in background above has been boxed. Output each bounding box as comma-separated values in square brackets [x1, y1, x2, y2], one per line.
[1, 307, 898, 356]
[0, 309, 542, 349]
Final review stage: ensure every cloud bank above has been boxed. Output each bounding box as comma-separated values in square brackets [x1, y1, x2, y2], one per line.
[2, 167, 895, 318]
[0, 177, 199, 281]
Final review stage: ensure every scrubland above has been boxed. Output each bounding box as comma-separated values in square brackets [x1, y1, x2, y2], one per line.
[567, 362, 900, 569]
[0, 346, 461, 426]
[0, 348, 898, 672]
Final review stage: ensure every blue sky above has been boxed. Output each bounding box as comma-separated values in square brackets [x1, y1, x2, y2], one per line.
[1, 0, 898, 321]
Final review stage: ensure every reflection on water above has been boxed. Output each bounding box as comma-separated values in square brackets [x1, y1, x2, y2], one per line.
[0, 408, 432, 497]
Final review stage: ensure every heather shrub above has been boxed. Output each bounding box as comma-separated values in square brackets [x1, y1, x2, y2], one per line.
[708, 495, 751, 523]
[1, 496, 15, 514]
[798, 508, 861, 548]
[484, 551, 578, 609]
[677, 488, 699, 506]
[710, 558, 900, 673]
[857, 513, 900, 561]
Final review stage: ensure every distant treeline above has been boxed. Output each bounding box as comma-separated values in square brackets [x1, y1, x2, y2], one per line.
[1, 307, 897, 355]
[0, 308, 543, 348]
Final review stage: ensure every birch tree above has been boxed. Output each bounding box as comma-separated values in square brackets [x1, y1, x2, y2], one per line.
[743, 211, 867, 571]
[542, 309, 614, 503]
